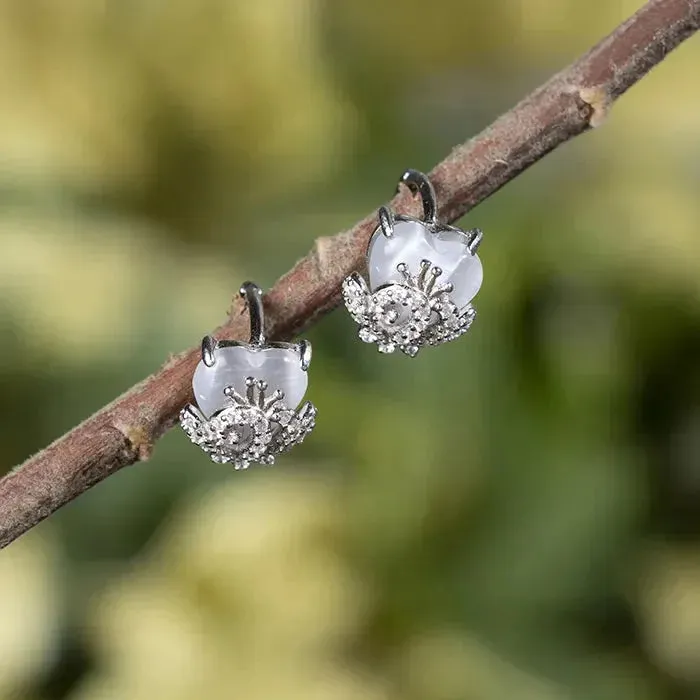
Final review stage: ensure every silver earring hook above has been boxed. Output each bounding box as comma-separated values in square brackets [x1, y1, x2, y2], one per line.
[240, 281, 266, 347]
[200, 281, 266, 367]
[399, 169, 438, 225]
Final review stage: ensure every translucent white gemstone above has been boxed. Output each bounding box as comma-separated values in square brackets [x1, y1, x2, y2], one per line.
[368, 219, 483, 308]
[192, 345, 307, 418]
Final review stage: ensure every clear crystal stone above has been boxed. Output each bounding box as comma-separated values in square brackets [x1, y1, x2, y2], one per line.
[368, 219, 482, 308]
[358, 327, 378, 343]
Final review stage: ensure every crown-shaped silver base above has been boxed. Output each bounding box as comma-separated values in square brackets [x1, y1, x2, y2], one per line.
[342, 259, 476, 357]
[180, 378, 316, 469]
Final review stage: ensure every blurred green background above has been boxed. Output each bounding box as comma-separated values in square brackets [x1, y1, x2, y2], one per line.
[2, 1, 700, 698]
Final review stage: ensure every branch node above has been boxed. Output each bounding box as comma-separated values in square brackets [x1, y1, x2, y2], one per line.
[314, 228, 360, 278]
[578, 86, 612, 128]
[116, 422, 154, 462]
[314, 235, 334, 276]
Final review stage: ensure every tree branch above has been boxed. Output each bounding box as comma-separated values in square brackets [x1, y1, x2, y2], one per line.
[2, 0, 699, 549]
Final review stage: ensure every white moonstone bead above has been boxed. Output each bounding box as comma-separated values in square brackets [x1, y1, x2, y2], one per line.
[193, 345, 307, 418]
[368, 219, 483, 308]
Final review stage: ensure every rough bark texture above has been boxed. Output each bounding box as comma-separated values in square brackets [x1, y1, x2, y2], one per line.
[2, 0, 700, 549]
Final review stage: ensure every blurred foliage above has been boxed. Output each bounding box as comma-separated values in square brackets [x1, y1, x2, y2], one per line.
[1, 1, 700, 699]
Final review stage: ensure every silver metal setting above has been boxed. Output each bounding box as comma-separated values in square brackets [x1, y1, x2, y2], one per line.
[297, 338, 312, 371]
[180, 282, 316, 468]
[201, 335, 217, 367]
[240, 280, 265, 346]
[342, 169, 483, 356]
[198, 281, 313, 368]
[400, 169, 438, 225]
[378, 205, 395, 238]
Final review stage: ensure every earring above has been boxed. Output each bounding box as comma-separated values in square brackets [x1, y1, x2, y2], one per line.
[179, 282, 316, 469]
[342, 169, 484, 357]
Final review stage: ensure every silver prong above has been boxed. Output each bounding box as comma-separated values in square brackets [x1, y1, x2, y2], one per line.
[264, 389, 284, 411]
[296, 339, 312, 371]
[400, 169, 438, 225]
[467, 228, 483, 254]
[396, 262, 410, 282]
[224, 384, 246, 406]
[425, 266, 442, 295]
[245, 376, 257, 404]
[257, 380, 268, 407]
[240, 281, 266, 346]
[417, 259, 431, 287]
[201, 335, 217, 367]
[378, 205, 394, 238]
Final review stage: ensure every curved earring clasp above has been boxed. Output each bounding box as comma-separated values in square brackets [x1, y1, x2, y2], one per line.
[200, 281, 266, 367]
[239, 281, 265, 346]
[198, 281, 310, 371]
[399, 169, 438, 225]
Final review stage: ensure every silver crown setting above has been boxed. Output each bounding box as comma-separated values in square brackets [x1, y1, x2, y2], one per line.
[180, 377, 316, 469]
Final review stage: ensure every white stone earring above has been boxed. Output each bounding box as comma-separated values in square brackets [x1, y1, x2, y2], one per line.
[179, 282, 316, 468]
[342, 169, 484, 356]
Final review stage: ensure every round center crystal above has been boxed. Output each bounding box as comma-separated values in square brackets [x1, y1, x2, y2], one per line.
[230, 423, 254, 449]
[378, 301, 412, 330]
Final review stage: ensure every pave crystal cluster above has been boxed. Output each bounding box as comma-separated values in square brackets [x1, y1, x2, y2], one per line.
[343, 260, 476, 356]
[180, 378, 316, 469]
[342, 170, 484, 357]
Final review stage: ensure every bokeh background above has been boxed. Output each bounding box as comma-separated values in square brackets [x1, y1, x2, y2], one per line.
[2, 1, 700, 698]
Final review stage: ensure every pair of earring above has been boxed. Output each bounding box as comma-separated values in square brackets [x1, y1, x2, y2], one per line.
[180, 169, 485, 468]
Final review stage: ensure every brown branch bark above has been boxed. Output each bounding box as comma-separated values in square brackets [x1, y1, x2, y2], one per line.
[1, 0, 699, 549]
